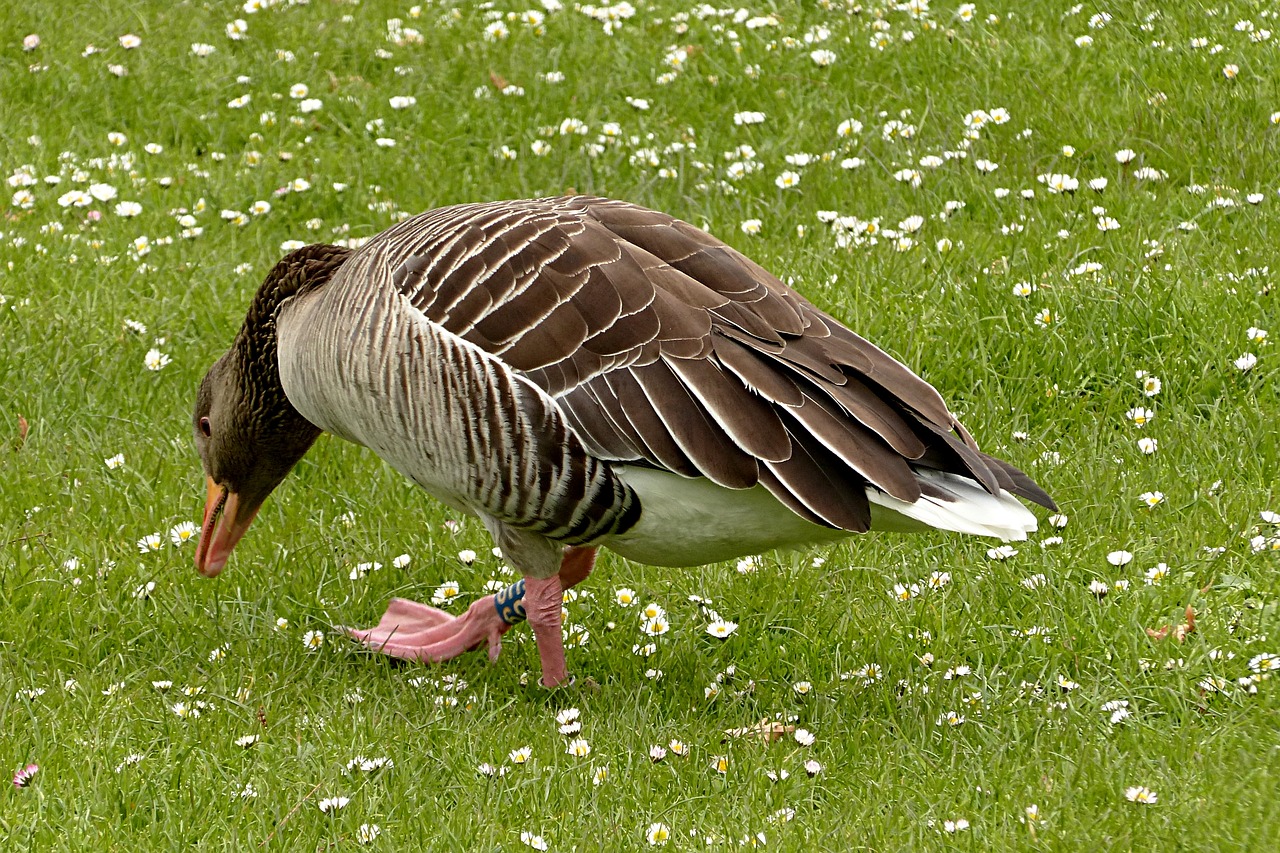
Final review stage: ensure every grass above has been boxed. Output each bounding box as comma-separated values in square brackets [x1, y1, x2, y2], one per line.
[2, 0, 1279, 849]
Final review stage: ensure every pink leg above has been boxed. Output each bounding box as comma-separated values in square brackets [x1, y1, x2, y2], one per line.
[342, 545, 598, 671]
[523, 573, 568, 688]
[524, 546, 595, 686]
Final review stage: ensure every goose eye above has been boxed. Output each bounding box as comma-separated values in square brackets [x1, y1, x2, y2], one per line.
[199, 417, 212, 437]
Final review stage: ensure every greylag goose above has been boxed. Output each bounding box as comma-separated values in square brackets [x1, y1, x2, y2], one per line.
[193, 195, 1054, 688]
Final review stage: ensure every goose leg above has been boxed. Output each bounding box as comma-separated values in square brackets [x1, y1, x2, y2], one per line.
[342, 545, 596, 668]
[523, 573, 568, 688]
[522, 545, 599, 688]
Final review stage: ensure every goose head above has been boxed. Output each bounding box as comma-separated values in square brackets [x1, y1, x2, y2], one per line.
[193, 244, 351, 577]
[192, 351, 321, 576]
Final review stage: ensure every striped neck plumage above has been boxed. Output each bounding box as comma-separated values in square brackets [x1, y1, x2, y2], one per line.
[235, 243, 352, 368]
[228, 243, 352, 432]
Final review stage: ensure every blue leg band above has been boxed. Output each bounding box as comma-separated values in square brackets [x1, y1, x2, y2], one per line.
[494, 578, 527, 626]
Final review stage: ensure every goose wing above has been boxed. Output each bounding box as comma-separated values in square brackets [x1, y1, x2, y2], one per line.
[358, 196, 1052, 533]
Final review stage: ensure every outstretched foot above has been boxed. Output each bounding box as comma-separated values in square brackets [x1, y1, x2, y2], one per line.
[341, 595, 512, 663]
[342, 546, 597, 670]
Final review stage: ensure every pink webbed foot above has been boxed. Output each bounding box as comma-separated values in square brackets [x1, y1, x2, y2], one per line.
[341, 595, 511, 663]
[342, 545, 598, 669]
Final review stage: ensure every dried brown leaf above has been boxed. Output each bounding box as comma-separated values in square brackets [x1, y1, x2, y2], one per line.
[1174, 605, 1196, 642]
[722, 718, 793, 743]
[1147, 605, 1196, 643]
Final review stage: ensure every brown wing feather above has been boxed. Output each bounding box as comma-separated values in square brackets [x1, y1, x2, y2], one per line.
[664, 356, 791, 463]
[781, 391, 921, 503]
[986, 455, 1056, 509]
[601, 370, 699, 478]
[711, 334, 804, 407]
[760, 432, 873, 531]
[629, 361, 759, 489]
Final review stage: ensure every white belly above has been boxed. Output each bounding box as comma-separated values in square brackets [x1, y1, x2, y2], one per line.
[602, 465, 1037, 567]
[603, 467, 854, 567]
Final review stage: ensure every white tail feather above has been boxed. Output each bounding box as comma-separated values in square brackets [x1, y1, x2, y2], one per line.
[868, 470, 1038, 541]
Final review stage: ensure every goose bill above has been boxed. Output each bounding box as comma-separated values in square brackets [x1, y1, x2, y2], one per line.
[194, 476, 261, 577]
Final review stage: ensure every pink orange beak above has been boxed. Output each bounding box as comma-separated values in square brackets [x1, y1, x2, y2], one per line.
[194, 476, 261, 578]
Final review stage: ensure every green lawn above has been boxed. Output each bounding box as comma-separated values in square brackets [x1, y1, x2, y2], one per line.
[2, 1, 1278, 849]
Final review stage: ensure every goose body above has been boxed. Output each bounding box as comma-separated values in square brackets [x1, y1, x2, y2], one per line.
[196, 195, 1053, 687]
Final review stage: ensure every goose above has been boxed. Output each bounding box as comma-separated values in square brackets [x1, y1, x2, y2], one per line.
[193, 195, 1054, 688]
